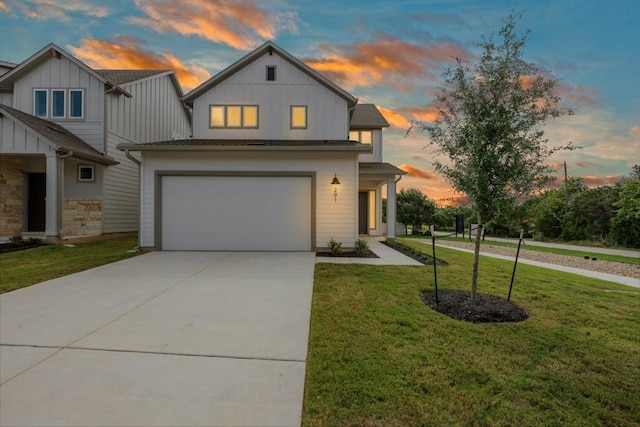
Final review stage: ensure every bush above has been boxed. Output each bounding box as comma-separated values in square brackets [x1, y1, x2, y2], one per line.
[327, 238, 343, 256]
[354, 238, 369, 256]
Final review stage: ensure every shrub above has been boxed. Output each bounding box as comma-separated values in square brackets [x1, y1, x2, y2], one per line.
[354, 238, 369, 256]
[327, 238, 343, 256]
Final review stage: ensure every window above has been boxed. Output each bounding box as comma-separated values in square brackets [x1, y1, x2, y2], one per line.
[34, 90, 47, 117]
[78, 165, 95, 182]
[52, 90, 65, 118]
[266, 66, 276, 81]
[349, 130, 373, 144]
[209, 105, 259, 128]
[69, 90, 83, 118]
[291, 105, 307, 129]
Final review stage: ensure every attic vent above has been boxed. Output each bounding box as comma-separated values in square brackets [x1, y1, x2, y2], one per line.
[266, 66, 276, 81]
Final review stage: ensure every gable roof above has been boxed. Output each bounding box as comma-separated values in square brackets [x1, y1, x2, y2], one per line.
[183, 41, 358, 108]
[0, 104, 117, 165]
[0, 43, 104, 90]
[350, 104, 390, 129]
[95, 69, 167, 85]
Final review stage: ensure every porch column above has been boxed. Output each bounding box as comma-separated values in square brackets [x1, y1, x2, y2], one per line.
[45, 153, 58, 237]
[387, 178, 397, 239]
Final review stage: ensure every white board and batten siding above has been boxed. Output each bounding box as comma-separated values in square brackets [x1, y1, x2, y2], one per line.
[139, 152, 358, 250]
[192, 53, 350, 140]
[102, 74, 192, 233]
[0, 114, 56, 155]
[8, 55, 105, 153]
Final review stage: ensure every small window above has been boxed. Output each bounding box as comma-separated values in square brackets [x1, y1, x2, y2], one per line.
[210, 106, 225, 127]
[52, 90, 65, 118]
[69, 90, 83, 118]
[349, 130, 372, 144]
[34, 90, 47, 117]
[266, 66, 276, 81]
[243, 106, 258, 127]
[78, 165, 95, 182]
[291, 105, 307, 129]
[227, 106, 242, 127]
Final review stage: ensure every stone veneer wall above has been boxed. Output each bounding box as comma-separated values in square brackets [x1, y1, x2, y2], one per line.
[0, 156, 25, 236]
[62, 198, 102, 236]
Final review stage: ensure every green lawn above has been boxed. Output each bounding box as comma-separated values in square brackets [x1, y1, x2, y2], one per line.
[406, 235, 640, 265]
[305, 247, 640, 426]
[0, 236, 140, 293]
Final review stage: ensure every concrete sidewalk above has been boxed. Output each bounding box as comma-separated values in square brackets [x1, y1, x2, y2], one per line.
[434, 244, 639, 288]
[0, 251, 316, 427]
[482, 236, 639, 258]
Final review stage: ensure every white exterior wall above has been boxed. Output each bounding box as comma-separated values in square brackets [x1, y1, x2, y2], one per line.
[9, 55, 105, 153]
[139, 152, 358, 249]
[0, 114, 57, 155]
[102, 74, 191, 233]
[357, 129, 383, 163]
[192, 53, 350, 140]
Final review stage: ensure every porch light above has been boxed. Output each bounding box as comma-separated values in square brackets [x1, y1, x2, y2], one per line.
[331, 174, 341, 202]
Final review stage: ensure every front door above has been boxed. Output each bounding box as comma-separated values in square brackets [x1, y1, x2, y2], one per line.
[358, 192, 368, 234]
[27, 173, 46, 232]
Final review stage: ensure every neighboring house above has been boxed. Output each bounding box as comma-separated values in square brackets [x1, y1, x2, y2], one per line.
[119, 41, 405, 251]
[0, 43, 191, 241]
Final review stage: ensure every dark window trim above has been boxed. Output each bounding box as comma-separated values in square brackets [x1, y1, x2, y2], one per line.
[266, 65, 277, 81]
[78, 165, 95, 182]
[209, 105, 259, 129]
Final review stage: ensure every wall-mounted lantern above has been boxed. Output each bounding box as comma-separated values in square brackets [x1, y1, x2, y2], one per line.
[331, 174, 341, 202]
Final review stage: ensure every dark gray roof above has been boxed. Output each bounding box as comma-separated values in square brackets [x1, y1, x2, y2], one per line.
[118, 139, 371, 153]
[350, 104, 389, 129]
[95, 70, 168, 85]
[0, 104, 117, 165]
[359, 162, 406, 175]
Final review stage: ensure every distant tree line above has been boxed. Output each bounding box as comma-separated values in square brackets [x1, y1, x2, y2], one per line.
[390, 165, 640, 248]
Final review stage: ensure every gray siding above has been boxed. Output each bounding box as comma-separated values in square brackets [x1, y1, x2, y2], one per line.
[9, 55, 105, 153]
[105, 74, 191, 144]
[102, 132, 139, 233]
[192, 53, 349, 140]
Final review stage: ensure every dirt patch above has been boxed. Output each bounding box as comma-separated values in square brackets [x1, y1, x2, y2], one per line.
[316, 250, 378, 258]
[421, 289, 529, 323]
[382, 239, 448, 266]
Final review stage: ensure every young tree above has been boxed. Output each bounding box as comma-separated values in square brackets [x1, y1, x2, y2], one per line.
[415, 14, 574, 303]
[396, 188, 436, 234]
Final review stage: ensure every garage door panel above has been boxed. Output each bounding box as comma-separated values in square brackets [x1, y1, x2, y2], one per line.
[161, 176, 311, 251]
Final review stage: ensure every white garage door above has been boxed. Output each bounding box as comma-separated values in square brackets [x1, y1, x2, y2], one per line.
[161, 175, 312, 251]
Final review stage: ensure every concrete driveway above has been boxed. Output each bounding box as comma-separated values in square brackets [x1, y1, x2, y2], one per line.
[0, 251, 316, 427]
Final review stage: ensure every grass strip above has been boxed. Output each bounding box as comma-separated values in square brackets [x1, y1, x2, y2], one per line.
[0, 236, 140, 293]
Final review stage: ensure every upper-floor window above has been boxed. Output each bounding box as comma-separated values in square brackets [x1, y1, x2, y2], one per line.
[69, 90, 84, 118]
[33, 89, 84, 119]
[210, 105, 258, 128]
[266, 66, 276, 81]
[52, 90, 65, 118]
[291, 105, 307, 129]
[34, 90, 47, 118]
[350, 130, 372, 144]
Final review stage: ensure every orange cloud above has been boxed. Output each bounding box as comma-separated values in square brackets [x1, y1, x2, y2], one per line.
[410, 107, 440, 123]
[581, 175, 624, 187]
[305, 34, 468, 91]
[399, 164, 437, 180]
[378, 106, 410, 129]
[11, 0, 110, 19]
[0, 1, 10, 12]
[630, 126, 640, 137]
[575, 160, 596, 168]
[130, 0, 294, 51]
[68, 37, 210, 92]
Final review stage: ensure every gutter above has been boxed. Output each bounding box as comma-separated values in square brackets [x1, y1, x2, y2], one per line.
[125, 149, 141, 165]
[116, 144, 372, 153]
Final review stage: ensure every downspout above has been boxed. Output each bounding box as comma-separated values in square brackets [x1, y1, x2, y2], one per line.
[125, 149, 141, 166]
[57, 150, 74, 240]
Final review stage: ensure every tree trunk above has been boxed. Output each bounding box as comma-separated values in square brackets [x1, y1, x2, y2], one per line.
[471, 213, 483, 304]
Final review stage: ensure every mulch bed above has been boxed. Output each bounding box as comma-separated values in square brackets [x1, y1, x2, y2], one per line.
[316, 250, 378, 258]
[0, 242, 44, 254]
[381, 239, 448, 266]
[421, 289, 529, 323]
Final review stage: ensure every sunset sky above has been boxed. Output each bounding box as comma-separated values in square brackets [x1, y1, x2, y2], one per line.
[1, 0, 638, 204]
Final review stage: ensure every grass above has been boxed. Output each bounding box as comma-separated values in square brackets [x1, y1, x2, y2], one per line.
[305, 247, 640, 426]
[0, 236, 140, 294]
[410, 236, 640, 265]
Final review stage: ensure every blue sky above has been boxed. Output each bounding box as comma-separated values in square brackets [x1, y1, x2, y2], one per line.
[1, 0, 638, 202]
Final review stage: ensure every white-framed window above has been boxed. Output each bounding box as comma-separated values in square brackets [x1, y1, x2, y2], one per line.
[209, 105, 259, 128]
[69, 89, 84, 118]
[349, 130, 373, 144]
[34, 89, 48, 118]
[78, 165, 95, 182]
[51, 89, 66, 118]
[266, 65, 276, 81]
[291, 105, 307, 129]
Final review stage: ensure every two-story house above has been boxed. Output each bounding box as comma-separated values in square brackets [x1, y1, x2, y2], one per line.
[0, 44, 191, 241]
[118, 41, 405, 251]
